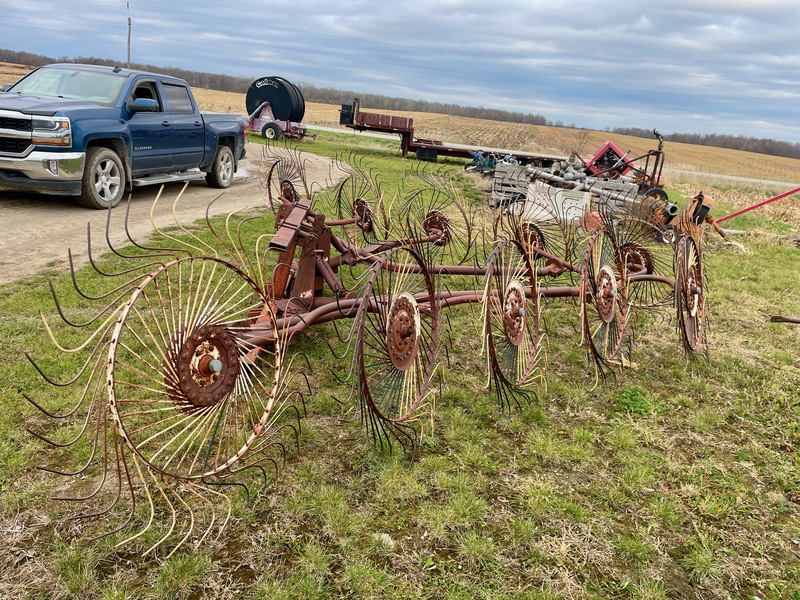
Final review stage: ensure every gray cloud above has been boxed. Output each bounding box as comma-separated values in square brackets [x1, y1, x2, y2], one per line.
[2, 0, 798, 140]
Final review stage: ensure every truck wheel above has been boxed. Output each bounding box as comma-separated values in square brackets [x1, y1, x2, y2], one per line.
[206, 145, 235, 189]
[78, 147, 125, 209]
[262, 124, 282, 140]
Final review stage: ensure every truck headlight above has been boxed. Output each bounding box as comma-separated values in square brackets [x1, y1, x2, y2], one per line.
[31, 117, 72, 147]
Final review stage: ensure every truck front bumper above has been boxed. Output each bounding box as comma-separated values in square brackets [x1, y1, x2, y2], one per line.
[0, 151, 85, 196]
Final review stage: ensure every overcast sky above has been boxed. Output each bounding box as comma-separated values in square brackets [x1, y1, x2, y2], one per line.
[2, 0, 799, 141]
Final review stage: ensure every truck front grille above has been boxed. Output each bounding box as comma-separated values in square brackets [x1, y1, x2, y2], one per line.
[0, 116, 32, 132]
[0, 138, 31, 153]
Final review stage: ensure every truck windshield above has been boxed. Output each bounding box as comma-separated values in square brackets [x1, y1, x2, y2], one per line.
[8, 67, 126, 106]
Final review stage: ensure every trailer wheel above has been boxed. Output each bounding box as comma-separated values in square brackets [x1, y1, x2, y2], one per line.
[78, 147, 125, 209]
[262, 124, 282, 140]
[206, 145, 234, 189]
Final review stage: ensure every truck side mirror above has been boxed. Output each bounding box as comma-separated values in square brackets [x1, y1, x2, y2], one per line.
[128, 98, 159, 113]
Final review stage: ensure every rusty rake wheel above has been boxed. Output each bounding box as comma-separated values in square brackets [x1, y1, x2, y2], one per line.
[511, 216, 577, 287]
[354, 246, 439, 447]
[580, 228, 630, 365]
[262, 147, 310, 222]
[109, 256, 284, 479]
[675, 234, 706, 355]
[334, 172, 390, 249]
[402, 183, 474, 266]
[610, 217, 675, 309]
[482, 239, 541, 388]
[494, 191, 580, 287]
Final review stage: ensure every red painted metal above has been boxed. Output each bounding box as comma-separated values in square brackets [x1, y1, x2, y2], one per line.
[716, 185, 800, 224]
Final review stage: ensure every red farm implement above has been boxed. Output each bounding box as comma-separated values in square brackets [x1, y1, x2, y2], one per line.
[24, 146, 713, 554]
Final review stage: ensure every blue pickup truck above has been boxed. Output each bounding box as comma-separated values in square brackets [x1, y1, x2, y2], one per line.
[0, 63, 247, 208]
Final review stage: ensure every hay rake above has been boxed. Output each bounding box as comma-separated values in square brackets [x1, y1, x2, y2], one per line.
[24, 147, 712, 554]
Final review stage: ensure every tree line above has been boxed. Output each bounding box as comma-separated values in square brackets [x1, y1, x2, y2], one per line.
[611, 126, 800, 160]
[1, 48, 796, 159]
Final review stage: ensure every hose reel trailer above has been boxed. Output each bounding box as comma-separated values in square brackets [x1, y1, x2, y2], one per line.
[245, 76, 312, 140]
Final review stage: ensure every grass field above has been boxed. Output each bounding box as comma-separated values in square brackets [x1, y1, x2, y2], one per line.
[0, 63, 799, 599]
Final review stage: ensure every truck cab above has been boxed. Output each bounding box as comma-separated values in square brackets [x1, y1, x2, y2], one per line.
[0, 63, 247, 208]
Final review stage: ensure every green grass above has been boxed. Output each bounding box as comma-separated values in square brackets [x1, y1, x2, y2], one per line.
[1, 132, 799, 599]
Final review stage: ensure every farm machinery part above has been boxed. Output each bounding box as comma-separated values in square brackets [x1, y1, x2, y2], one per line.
[24, 146, 714, 554]
[770, 315, 800, 324]
[245, 76, 313, 140]
[715, 184, 800, 226]
[492, 130, 668, 210]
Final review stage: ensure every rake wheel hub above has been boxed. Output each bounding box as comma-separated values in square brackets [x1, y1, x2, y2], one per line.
[596, 265, 618, 324]
[519, 222, 546, 258]
[503, 280, 526, 346]
[423, 209, 451, 246]
[353, 198, 374, 234]
[386, 292, 420, 371]
[621, 241, 654, 274]
[173, 324, 240, 407]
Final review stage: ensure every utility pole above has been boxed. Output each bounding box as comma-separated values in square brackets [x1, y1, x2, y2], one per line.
[126, 2, 131, 68]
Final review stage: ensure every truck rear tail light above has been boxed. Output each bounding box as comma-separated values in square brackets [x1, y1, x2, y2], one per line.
[31, 117, 72, 147]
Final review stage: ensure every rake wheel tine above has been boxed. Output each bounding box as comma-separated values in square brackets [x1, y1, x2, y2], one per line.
[254, 463, 271, 489]
[25, 344, 105, 415]
[284, 421, 302, 452]
[62, 422, 122, 515]
[442, 337, 452, 368]
[20, 387, 89, 420]
[47, 279, 126, 329]
[90, 223, 172, 276]
[330, 368, 350, 385]
[109, 195, 166, 259]
[166, 186, 223, 258]
[204, 202, 239, 259]
[92, 247, 177, 283]
[29, 421, 92, 451]
[266, 457, 280, 482]
[235, 215, 261, 277]
[37, 388, 104, 475]
[141, 472, 178, 556]
[207, 485, 233, 544]
[69, 249, 152, 300]
[25, 348, 104, 388]
[227, 438, 286, 478]
[203, 191, 227, 230]
[287, 388, 309, 415]
[164, 481, 196, 559]
[115, 454, 157, 549]
[324, 332, 350, 361]
[203, 476, 250, 498]
[297, 369, 312, 397]
[121, 199, 191, 259]
[220, 462, 270, 490]
[234, 454, 286, 482]
[233, 439, 274, 467]
[84, 440, 140, 541]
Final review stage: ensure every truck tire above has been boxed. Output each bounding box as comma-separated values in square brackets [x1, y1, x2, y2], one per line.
[78, 147, 125, 209]
[262, 124, 282, 140]
[206, 145, 235, 189]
